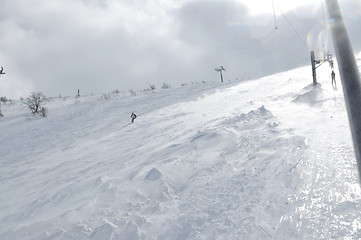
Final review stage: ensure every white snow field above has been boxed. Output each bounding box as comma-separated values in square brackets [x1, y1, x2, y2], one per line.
[1, 60, 361, 239]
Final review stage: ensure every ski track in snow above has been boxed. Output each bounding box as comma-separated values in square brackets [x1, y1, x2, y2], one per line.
[1, 61, 361, 239]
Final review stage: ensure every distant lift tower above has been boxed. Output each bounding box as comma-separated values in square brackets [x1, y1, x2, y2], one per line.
[310, 50, 333, 86]
[215, 66, 226, 83]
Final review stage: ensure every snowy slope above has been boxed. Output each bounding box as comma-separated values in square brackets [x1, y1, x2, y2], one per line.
[1, 61, 361, 239]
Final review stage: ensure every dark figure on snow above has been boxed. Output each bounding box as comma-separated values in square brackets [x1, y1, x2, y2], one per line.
[0, 67, 5, 75]
[329, 59, 334, 69]
[331, 70, 336, 86]
[131, 112, 137, 123]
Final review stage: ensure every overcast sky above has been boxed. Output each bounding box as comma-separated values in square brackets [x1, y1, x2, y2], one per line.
[0, 0, 360, 98]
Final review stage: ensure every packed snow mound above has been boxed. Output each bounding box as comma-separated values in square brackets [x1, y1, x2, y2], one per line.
[223, 105, 274, 128]
[144, 168, 162, 181]
[292, 83, 324, 106]
[140, 168, 175, 202]
[1, 63, 361, 239]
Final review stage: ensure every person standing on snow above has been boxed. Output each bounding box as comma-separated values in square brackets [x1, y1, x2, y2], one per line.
[331, 70, 336, 86]
[329, 59, 334, 69]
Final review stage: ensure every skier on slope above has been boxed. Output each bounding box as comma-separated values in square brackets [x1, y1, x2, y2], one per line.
[0, 67, 5, 75]
[131, 112, 137, 123]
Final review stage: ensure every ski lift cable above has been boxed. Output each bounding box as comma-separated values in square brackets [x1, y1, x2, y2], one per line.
[321, 0, 327, 29]
[275, 4, 310, 51]
[272, 0, 278, 29]
[320, 0, 330, 58]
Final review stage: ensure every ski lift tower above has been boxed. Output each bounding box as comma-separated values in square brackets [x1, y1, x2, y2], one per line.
[215, 66, 226, 83]
[310, 50, 333, 86]
[310, 51, 324, 86]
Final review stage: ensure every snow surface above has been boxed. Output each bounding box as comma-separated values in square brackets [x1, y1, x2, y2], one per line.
[1, 61, 361, 239]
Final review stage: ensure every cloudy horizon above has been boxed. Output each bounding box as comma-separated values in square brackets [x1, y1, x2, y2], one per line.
[0, 0, 360, 99]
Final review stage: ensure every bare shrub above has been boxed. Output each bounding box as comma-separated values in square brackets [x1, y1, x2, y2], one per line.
[102, 93, 111, 100]
[162, 83, 171, 89]
[149, 84, 156, 90]
[39, 107, 48, 118]
[23, 92, 48, 117]
[144, 84, 156, 94]
[0, 96, 8, 104]
[129, 88, 137, 96]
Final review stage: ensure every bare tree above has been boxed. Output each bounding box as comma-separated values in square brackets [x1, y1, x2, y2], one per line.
[23, 92, 48, 117]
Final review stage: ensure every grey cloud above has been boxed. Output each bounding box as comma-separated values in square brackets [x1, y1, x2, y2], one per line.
[0, 0, 360, 98]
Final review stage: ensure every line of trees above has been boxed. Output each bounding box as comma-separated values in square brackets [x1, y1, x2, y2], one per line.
[0, 79, 212, 118]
